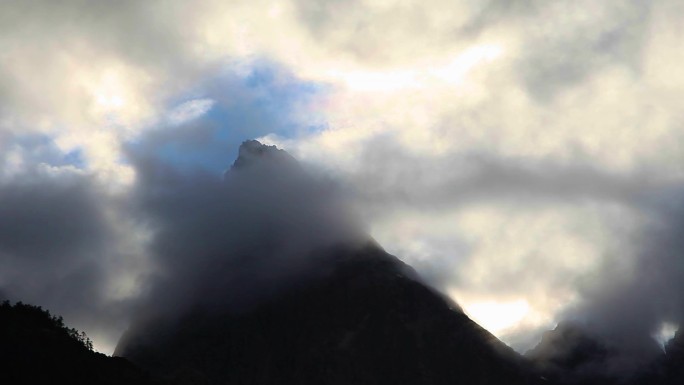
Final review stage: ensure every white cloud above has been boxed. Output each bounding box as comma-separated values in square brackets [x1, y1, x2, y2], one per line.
[167, 98, 216, 126]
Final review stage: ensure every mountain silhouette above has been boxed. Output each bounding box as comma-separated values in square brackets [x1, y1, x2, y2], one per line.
[0, 300, 158, 385]
[116, 242, 540, 385]
[115, 140, 541, 384]
[661, 331, 684, 384]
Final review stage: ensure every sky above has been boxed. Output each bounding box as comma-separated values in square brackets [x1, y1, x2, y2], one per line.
[1, 0, 684, 357]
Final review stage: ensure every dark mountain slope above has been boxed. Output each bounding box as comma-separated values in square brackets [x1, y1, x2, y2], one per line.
[649, 330, 684, 385]
[117, 243, 541, 385]
[0, 301, 157, 385]
[525, 321, 684, 385]
[526, 322, 620, 385]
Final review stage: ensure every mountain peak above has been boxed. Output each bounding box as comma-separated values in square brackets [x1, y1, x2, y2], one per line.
[231, 140, 297, 170]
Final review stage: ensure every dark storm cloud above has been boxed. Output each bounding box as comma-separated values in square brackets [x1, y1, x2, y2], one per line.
[0, 165, 132, 348]
[0, 176, 106, 260]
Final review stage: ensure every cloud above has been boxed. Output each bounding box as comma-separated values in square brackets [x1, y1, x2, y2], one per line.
[0, 163, 142, 353]
[511, 1, 651, 100]
[166, 98, 216, 127]
[559, 187, 684, 363]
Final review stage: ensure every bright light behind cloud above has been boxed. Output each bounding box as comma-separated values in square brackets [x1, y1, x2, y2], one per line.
[363, 201, 637, 349]
[654, 322, 678, 349]
[462, 299, 531, 334]
[327, 44, 504, 92]
[432, 45, 503, 85]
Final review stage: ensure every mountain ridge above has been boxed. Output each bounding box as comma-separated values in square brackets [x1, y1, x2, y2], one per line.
[116, 241, 540, 385]
[5, 141, 682, 385]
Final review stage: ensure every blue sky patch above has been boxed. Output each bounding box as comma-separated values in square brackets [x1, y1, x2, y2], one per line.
[130, 59, 329, 175]
[3, 133, 87, 170]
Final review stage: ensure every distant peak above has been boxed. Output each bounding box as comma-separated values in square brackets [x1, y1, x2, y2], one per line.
[231, 140, 298, 170]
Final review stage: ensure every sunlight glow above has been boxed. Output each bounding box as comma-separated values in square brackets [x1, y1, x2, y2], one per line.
[89, 70, 129, 114]
[328, 43, 504, 92]
[95, 93, 125, 110]
[431, 44, 503, 85]
[464, 299, 530, 334]
[654, 322, 678, 349]
[337, 69, 420, 92]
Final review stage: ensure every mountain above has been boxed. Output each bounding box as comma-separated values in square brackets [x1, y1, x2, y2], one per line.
[661, 330, 684, 385]
[116, 242, 540, 385]
[526, 322, 620, 385]
[230, 139, 299, 172]
[115, 140, 543, 384]
[0, 301, 157, 385]
[525, 321, 682, 385]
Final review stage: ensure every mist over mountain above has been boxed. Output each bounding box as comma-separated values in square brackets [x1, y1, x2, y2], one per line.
[517, 188, 684, 383]
[116, 240, 536, 385]
[526, 321, 663, 385]
[126, 140, 367, 320]
[113, 140, 538, 384]
[2, 141, 684, 384]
